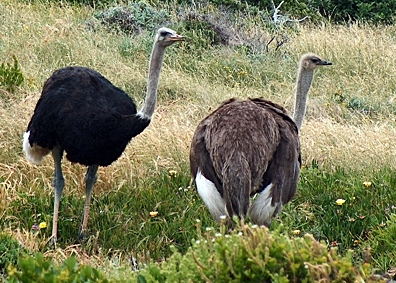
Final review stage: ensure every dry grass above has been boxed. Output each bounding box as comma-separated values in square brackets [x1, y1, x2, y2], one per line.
[301, 118, 396, 170]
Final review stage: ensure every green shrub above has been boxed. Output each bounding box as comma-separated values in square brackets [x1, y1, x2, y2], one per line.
[6, 253, 109, 283]
[177, 13, 225, 52]
[191, 0, 396, 24]
[0, 234, 27, 278]
[137, 224, 374, 282]
[94, 2, 170, 35]
[313, 0, 396, 24]
[0, 55, 24, 94]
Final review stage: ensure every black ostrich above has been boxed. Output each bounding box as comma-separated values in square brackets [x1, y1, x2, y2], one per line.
[22, 27, 184, 244]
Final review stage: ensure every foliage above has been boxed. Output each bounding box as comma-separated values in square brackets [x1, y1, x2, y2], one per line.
[0, 55, 24, 94]
[312, 0, 396, 24]
[367, 213, 396, 271]
[19, 0, 396, 24]
[137, 224, 374, 282]
[5, 253, 108, 283]
[278, 165, 396, 257]
[94, 1, 170, 35]
[181, 0, 396, 24]
[5, 168, 215, 262]
[246, 0, 396, 24]
[177, 12, 226, 51]
[0, 234, 27, 278]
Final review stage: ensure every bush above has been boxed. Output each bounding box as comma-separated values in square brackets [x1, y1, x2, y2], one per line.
[137, 224, 374, 282]
[313, 0, 396, 24]
[6, 253, 109, 283]
[0, 234, 27, 278]
[182, 0, 396, 24]
[94, 2, 170, 35]
[0, 55, 24, 94]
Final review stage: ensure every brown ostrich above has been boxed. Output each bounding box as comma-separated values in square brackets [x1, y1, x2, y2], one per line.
[190, 53, 331, 226]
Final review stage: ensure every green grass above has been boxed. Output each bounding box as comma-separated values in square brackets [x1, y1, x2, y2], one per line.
[279, 166, 396, 256]
[5, 167, 216, 259]
[1, 0, 396, 280]
[3, 164, 396, 271]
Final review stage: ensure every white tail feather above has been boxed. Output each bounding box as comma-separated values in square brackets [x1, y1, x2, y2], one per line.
[22, 131, 50, 165]
[195, 170, 227, 221]
[248, 183, 279, 226]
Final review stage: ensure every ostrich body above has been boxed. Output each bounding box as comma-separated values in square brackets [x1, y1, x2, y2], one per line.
[22, 27, 183, 244]
[190, 53, 331, 226]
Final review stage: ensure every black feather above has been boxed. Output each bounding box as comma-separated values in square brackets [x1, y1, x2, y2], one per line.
[27, 66, 150, 166]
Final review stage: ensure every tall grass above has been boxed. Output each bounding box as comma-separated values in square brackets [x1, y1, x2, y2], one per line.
[1, 0, 396, 276]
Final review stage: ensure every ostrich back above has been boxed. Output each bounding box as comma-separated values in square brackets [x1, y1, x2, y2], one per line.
[190, 98, 301, 215]
[27, 67, 150, 166]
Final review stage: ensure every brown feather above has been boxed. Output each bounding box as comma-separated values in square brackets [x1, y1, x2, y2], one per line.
[190, 53, 331, 226]
[190, 98, 300, 222]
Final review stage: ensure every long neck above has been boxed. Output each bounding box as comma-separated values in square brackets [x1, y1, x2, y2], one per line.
[292, 67, 314, 131]
[138, 43, 166, 120]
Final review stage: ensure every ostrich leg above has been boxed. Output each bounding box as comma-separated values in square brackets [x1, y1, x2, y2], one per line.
[78, 164, 99, 240]
[51, 146, 65, 246]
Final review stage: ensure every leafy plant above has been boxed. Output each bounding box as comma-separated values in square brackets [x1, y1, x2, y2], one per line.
[94, 2, 170, 35]
[367, 213, 396, 272]
[0, 55, 24, 94]
[137, 224, 374, 282]
[6, 253, 108, 283]
[0, 234, 27, 278]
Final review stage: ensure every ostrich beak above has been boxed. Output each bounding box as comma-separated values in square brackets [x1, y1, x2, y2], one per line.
[319, 60, 332, 66]
[169, 34, 185, 42]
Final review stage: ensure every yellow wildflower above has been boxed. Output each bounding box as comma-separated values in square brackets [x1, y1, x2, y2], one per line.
[7, 266, 18, 276]
[363, 181, 372, 187]
[149, 211, 158, 218]
[292, 229, 301, 235]
[336, 199, 346, 206]
[39, 222, 47, 229]
[168, 170, 177, 177]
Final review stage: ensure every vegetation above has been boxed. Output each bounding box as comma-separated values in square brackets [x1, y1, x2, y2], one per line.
[22, 0, 396, 24]
[6, 254, 109, 283]
[0, 234, 28, 279]
[137, 224, 375, 282]
[0, 56, 24, 95]
[1, 0, 396, 281]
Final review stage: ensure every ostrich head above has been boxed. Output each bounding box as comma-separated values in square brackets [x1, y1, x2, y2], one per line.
[293, 53, 332, 131]
[300, 53, 332, 70]
[155, 27, 184, 47]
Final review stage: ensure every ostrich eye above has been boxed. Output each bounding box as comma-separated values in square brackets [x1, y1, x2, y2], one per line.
[311, 58, 320, 64]
[160, 31, 171, 37]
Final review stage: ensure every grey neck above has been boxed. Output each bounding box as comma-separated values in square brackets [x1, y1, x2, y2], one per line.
[292, 68, 314, 131]
[138, 43, 166, 120]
